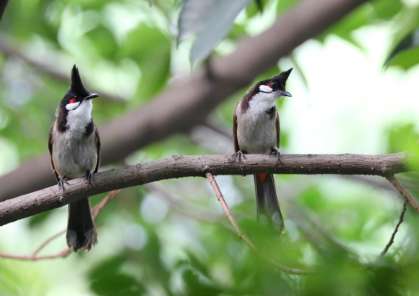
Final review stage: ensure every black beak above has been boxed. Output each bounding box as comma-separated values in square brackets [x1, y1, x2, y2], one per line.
[84, 93, 98, 100]
[278, 90, 292, 97]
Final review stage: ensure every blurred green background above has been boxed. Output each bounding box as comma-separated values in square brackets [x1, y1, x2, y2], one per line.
[1, 0, 419, 295]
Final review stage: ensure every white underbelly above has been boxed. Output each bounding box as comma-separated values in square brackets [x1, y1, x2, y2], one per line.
[237, 113, 276, 154]
[52, 133, 97, 178]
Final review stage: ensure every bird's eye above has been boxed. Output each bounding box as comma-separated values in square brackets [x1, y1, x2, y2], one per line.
[68, 97, 77, 104]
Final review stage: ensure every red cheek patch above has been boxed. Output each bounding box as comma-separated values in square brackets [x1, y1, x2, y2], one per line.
[69, 98, 77, 104]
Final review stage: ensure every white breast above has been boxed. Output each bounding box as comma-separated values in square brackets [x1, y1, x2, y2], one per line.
[236, 93, 277, 154]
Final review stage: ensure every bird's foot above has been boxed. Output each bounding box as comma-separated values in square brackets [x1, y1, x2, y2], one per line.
[230, 150, 246, 162]
[57, 177, 69, 202]
[57, 177, 68, 192]
[85, 171, 94, 185]
[271, 147, 283, 164]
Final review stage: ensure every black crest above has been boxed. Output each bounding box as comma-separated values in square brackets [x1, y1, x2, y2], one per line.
[261, 68, 293, 91]
[70, 65, 90, 97]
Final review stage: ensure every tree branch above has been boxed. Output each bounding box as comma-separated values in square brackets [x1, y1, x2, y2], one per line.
[206, 173, 256, 249]
[0, 0, 367, 201]
[386, 175, 419, 212]
[0, 153, 407, 227]
[0, 190, 121, 261]
[380, 201, 407, 257]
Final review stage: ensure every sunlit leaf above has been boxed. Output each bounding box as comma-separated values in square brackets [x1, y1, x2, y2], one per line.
[387, 123, 419, 170]
[120, 25, 171, 99]
[386, 46, 419, 70]
[177, 0, 252, 63]
[385, 6, 419, 68]
[276, 0, 296, 15]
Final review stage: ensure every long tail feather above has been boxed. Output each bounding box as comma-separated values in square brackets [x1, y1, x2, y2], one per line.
[254, 173, 284, 231]
[67, 197, 97, 251]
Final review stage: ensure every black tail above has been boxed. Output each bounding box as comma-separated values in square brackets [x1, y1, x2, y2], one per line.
[254, 173, 284, 232]
[67, 197, 97, 251]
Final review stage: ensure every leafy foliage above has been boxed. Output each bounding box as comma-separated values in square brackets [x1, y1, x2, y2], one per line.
[0, 0, 419, 295]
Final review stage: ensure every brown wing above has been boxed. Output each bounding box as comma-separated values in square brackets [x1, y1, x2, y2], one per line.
[233, 112, 239, 152]
[275, 112, 280, 148]
[93, 127, 101, 173]
[48, 127, 60, 182]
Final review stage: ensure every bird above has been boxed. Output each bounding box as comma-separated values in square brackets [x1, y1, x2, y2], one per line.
[233, 68, 293, 232]
[48, 65, 100, 251]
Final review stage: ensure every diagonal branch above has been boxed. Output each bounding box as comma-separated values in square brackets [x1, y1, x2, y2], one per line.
[0, 153, 407, 227]
[386, 175, 419, 212]
[206, 173, 256, 249]
[0, 0, 367, 201]
[380, 201, 407, 257]
[205, 172, 309, 275]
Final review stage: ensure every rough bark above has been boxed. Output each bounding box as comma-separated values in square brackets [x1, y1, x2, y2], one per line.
[0, 153, 405, 226]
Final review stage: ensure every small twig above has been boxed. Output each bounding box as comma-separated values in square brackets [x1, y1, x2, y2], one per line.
[205, 172, 309, 275]
[32, 230, 66, 257]
[0, 249, 71, 261]
[206, 173, 256, 249]
[92, 189, 121, 218]
[380, 201, 407, 256]
[0, 190, 121, 261]
[386, 175, 419, 212]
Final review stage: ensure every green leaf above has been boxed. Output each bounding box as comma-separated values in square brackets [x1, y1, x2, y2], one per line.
[385, 6, 419, 68]
[245, 0, 267, 18]
[182, 267, 222, 296]
[387, 123, 419, 170]
[177, 0, 252, 63]
[120, 25, 171, 99]
[84, 25, 119, 61]
[386, 46, 419, 70]
[88, 255, 146, 296]
[276, 0, 297, 15]
[371, 0, 402, 20]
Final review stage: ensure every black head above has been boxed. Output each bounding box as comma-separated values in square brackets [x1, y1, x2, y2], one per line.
[60, 65, 98, 111]
[256, 68, 293, 97]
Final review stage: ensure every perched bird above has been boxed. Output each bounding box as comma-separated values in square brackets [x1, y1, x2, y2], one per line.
[233, 69, 293, 231]
[48, 65, 100, 251]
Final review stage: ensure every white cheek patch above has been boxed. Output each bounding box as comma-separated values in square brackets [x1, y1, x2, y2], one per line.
[259, 85, 273, 93]
[65, 102, 81, 111]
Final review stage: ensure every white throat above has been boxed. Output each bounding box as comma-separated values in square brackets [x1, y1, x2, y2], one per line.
[66, 100, 92, 133]
[248, 92, 278, 114]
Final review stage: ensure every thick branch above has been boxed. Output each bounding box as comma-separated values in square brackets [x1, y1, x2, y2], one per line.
[0, 153, 406, 226]
[0, 0, 367, 201]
